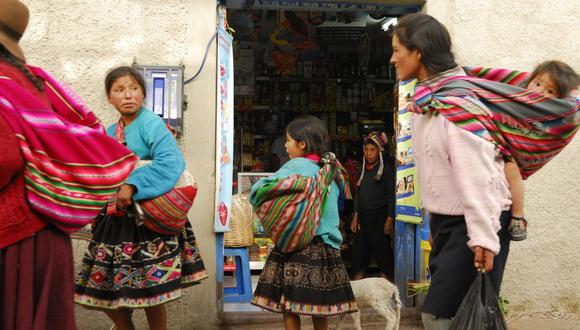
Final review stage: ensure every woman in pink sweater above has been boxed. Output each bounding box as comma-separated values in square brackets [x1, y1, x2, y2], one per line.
[390, 14, 512, 330]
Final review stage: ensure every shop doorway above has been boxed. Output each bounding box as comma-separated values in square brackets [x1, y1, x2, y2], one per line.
[220, 0, 423, 313]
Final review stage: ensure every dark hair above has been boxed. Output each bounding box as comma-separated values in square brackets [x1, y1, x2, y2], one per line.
[528, 60, 580, 98]
[105, 66, 146, 97]
[393, 13, 457, 76]
[286, 115, 330, 155]
[0, 45, 44, 91]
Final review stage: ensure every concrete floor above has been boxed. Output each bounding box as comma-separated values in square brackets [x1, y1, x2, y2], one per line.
[72, 239, 580, 330]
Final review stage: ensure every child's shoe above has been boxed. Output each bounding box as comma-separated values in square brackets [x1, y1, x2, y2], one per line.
[508, 216, 527, 241]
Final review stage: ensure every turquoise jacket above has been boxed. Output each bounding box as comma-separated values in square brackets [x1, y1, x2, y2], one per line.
[107, 108, 185, 201]
[251, 157, 342, 250]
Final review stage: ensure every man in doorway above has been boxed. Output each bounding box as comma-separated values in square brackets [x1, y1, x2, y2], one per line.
[350, 132, 395, 281]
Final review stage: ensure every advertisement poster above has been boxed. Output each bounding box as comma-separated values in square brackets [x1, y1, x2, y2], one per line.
[214, 16, 234, 232]
[395, 79, 422, 224]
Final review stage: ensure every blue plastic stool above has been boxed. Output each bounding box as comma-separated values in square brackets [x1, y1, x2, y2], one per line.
[223, 247, 253, 303]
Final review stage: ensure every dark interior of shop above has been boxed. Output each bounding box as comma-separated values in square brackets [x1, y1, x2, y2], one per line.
[223, 1, 420, 307]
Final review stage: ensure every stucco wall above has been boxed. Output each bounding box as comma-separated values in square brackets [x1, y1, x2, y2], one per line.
[426, 0, 580, 316]
[22, 0, 219, 328]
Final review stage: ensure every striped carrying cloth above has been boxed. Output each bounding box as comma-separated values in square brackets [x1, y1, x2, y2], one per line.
[113, 122, 198, 235]
[411, 66, 579, 179]
[0, 66, 138, 232]
[131, 161, 198, 235]
[250, 153, 351, 253]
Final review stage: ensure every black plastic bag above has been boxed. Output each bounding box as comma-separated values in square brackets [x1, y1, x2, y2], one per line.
[449, 272, 507, 330]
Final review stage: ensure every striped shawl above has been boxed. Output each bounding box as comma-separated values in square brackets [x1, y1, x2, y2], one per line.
[0, 66, 137, 232]
[411, 66, 579, 179]
[250, 153, 351, 253]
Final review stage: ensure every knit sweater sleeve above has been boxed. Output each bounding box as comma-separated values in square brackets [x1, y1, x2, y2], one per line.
[127, 115, 185, 201]
[446, 120, 504, 255]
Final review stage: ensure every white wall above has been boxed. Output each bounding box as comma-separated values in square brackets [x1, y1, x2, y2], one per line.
[22, 0, 218, 328]
[426, 0, 580, 316]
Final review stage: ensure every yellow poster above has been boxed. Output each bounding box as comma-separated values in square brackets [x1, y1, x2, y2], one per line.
[396, 80, 422, 224]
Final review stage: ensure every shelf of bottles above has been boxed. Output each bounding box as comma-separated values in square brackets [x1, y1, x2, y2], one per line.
[234, 45, 397, 172]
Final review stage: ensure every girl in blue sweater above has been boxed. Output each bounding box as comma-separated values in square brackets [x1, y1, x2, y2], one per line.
[75, 67, 206, 330]
[251, 116, 358, 330]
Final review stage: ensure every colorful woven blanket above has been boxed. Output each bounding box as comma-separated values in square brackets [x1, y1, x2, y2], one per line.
[250, 153, 351, 253]
[411, 66, 579, 179]
[0, 66, 138, 232]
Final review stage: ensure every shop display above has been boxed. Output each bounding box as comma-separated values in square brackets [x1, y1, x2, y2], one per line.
[229, 8, 398, 278]
[233, 10, 396, 174]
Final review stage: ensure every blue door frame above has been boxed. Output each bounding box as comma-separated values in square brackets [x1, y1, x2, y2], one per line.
[394, 213, 430, 307]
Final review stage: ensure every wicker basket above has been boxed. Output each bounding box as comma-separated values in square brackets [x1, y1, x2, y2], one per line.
[224, 194, 254, 247]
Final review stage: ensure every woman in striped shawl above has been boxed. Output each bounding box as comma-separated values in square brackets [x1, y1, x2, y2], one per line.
[391, 13, 578, 330]
[250, 115, 358, 330]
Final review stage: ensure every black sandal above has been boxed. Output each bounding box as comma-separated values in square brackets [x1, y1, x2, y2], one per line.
[508, 216, 528, 241]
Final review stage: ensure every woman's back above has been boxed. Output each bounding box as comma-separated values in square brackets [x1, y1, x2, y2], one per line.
[258, 157, 342, 249]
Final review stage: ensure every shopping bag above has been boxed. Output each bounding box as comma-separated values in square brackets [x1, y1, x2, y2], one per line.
[449, 272, 507, 330]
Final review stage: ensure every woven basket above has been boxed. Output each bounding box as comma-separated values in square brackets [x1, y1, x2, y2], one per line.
[224, 194, 254, 247]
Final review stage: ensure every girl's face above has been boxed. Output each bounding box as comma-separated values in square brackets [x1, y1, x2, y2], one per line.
[528, 73, 559, 98]
[285, 133, 307, 159]
[108, 75, 145, 122]
[390, 34, 424, 81]
[363, 143, 380, 165]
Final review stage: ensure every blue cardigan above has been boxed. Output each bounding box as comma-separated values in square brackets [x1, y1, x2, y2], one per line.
[107, 108, 185, 201]
[251, 157, 342, 250]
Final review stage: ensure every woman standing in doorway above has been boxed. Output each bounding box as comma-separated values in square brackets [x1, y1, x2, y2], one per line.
[390, 14, 512, 329]
[74, 67, 207, 330]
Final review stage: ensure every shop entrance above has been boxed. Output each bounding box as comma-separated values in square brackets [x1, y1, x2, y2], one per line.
[220, 0, 424, 313]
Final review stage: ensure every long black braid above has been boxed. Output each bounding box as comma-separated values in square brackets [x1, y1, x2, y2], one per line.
[0, 45, 44, 91]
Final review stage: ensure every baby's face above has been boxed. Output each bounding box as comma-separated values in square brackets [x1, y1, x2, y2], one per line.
[528, 73, 559, 98]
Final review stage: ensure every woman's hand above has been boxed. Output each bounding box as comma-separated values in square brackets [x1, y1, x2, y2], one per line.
[116, 184, 135, 209]
[473, 246, 494, 272]
[350, 213, 360, 233]
[384, 216, 395, 237]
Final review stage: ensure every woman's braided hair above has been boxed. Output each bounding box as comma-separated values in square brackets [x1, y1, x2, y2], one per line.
[0, 45, 44, 91]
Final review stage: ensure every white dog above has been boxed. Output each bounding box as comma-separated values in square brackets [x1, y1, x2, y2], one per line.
[337, 277, 401, 330]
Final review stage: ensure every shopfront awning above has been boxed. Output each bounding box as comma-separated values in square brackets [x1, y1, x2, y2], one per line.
[225, 0, 424, 14]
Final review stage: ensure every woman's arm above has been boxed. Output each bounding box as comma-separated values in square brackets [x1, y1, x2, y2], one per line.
[127, 117, 185, 201]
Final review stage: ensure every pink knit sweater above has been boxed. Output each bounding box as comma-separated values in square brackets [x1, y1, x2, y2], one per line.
[411, 67, 512, 255]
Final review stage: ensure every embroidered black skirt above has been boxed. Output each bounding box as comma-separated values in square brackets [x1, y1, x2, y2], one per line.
[422, 211, 511, 318]
[74, 210, 207, 309]
[252, 236, 358, 316]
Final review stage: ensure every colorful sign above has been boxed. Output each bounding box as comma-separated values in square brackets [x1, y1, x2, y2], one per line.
[214, 14, 235, 232]
[395, 79, 422, 224]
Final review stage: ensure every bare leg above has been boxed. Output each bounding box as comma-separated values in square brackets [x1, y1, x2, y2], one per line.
[283, 313, 301, 330]
[145, 304, 167, 330]
[312, 316, 328, 330]
[104, 309, 135, 330]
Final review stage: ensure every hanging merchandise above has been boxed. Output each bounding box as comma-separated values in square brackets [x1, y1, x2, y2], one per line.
[271, 50, 298, 76]
[269, 11, 318, 75]
[214, 8, 235, 232]
[308, 11, 326, 26]
[395, 79, 422, 224]
[359, 33, 370, 74]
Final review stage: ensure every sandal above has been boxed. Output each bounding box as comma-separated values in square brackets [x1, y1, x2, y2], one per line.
[508, 216, 527, 241]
